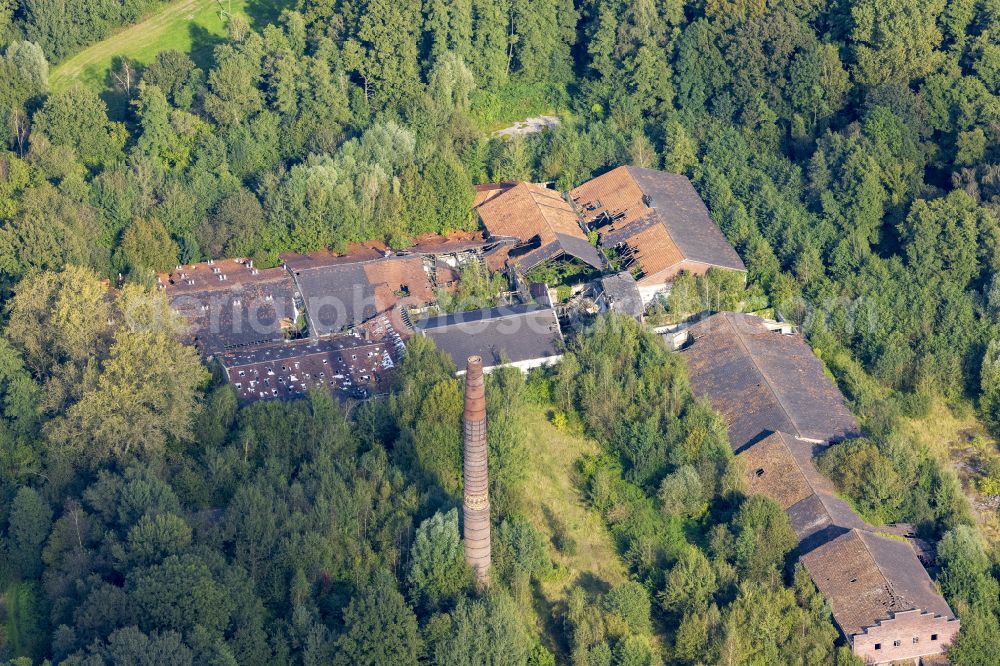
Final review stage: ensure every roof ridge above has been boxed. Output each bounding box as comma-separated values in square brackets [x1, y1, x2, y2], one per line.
[623, 167, 688, 263]
[723, 315, 802, 439]
[522, 183, 579, 237]
[851, 529, 909, 611]
[778, 434, 829, 498]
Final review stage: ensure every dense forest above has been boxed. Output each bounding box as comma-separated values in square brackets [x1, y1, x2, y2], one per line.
[1, 0, 1000, 663]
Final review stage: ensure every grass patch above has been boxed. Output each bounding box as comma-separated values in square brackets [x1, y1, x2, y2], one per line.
[518, 402, 627, 654]
[3, 581, 48, 662]
[470, 81, 569, 133]
[899, 396, 1000, 544]
[49, 0, 287, 93]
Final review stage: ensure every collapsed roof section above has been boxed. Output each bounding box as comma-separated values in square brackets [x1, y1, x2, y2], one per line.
[681, 312, 859, 451]
[416, 303, 563, 372]
[284, 252, 435, 336]
[475, 181, 602, 271]
[160, 259, 298, 357]
[220, 329, 404, 403]
[598, 271, 644, 319]
[571, 166, 745, 281]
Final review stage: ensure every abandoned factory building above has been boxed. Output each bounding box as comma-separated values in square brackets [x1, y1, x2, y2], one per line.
[474, 181, 603, 273]
[681, 312, 860, 451]
[161, 166, 749, 404]
[416, 304, 563, 373]
[571, 166, 746, 304]
[682, 312, 958, 664]
[283, 248, 435, 336]
[221, 332, 400, 403]
[159, 258, 299, 357]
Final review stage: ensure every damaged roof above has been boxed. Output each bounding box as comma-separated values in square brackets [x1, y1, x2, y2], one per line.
[600, 272, 644, 319]
[570, 166, 745, 276]
[221, 331, 403, 403]
[287, 254, 435, 336]
[475, 182, 602, 270]
[416, 304, 563, 370]
[161, 259, 297, 357]
[740, 431, 869, 546]
[801, 528, 956, 638]
[682, 313, 860, 451]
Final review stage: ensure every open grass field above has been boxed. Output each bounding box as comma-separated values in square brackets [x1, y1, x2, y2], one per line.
[518, 403, 627, 656]
[49, 0, 286, 92]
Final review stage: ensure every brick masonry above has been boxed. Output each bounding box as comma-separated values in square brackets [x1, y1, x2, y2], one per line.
[850, 609, 959, 664]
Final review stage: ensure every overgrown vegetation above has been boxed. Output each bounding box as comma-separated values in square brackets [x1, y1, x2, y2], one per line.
[0, 0, 999, 661]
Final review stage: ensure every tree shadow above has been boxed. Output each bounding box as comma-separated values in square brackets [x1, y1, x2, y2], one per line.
[574, 571, 611, 597]
[99, 55, 140, 122]
[531, 579, 569, 660]
[541, 503, 578, 556]
[188, 22, 227, 73]
[244, 0, 289, 30]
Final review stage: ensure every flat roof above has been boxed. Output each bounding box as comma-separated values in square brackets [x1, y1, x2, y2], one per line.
[416, 304, 563, 369]
[221, 332, 402, 403]
[600, 272, 644, 318]
[162, 260, 298, 356]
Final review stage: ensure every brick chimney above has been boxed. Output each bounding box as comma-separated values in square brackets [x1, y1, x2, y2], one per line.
[462, 355, 491, 583]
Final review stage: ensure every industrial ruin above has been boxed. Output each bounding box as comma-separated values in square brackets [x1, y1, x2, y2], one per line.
[158, 167, 746, 403]
[682, 312, 959, 664]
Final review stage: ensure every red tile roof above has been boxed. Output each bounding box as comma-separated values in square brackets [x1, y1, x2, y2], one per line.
[571, 166, 745, 275]
[475, 182, 602, 269]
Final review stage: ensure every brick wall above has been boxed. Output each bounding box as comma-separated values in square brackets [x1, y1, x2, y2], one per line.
[851, 610, 959, 664]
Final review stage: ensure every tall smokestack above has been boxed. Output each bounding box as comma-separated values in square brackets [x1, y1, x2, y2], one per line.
[462, 355, 491, 583]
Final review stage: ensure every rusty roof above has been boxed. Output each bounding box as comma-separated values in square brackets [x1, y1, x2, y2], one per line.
[159, 258, 289, 295]
[476, 182, 602, 269]
[801, 528, 956, 638]
[682, 313, 860, 450]
[571, 166, 745, 274]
